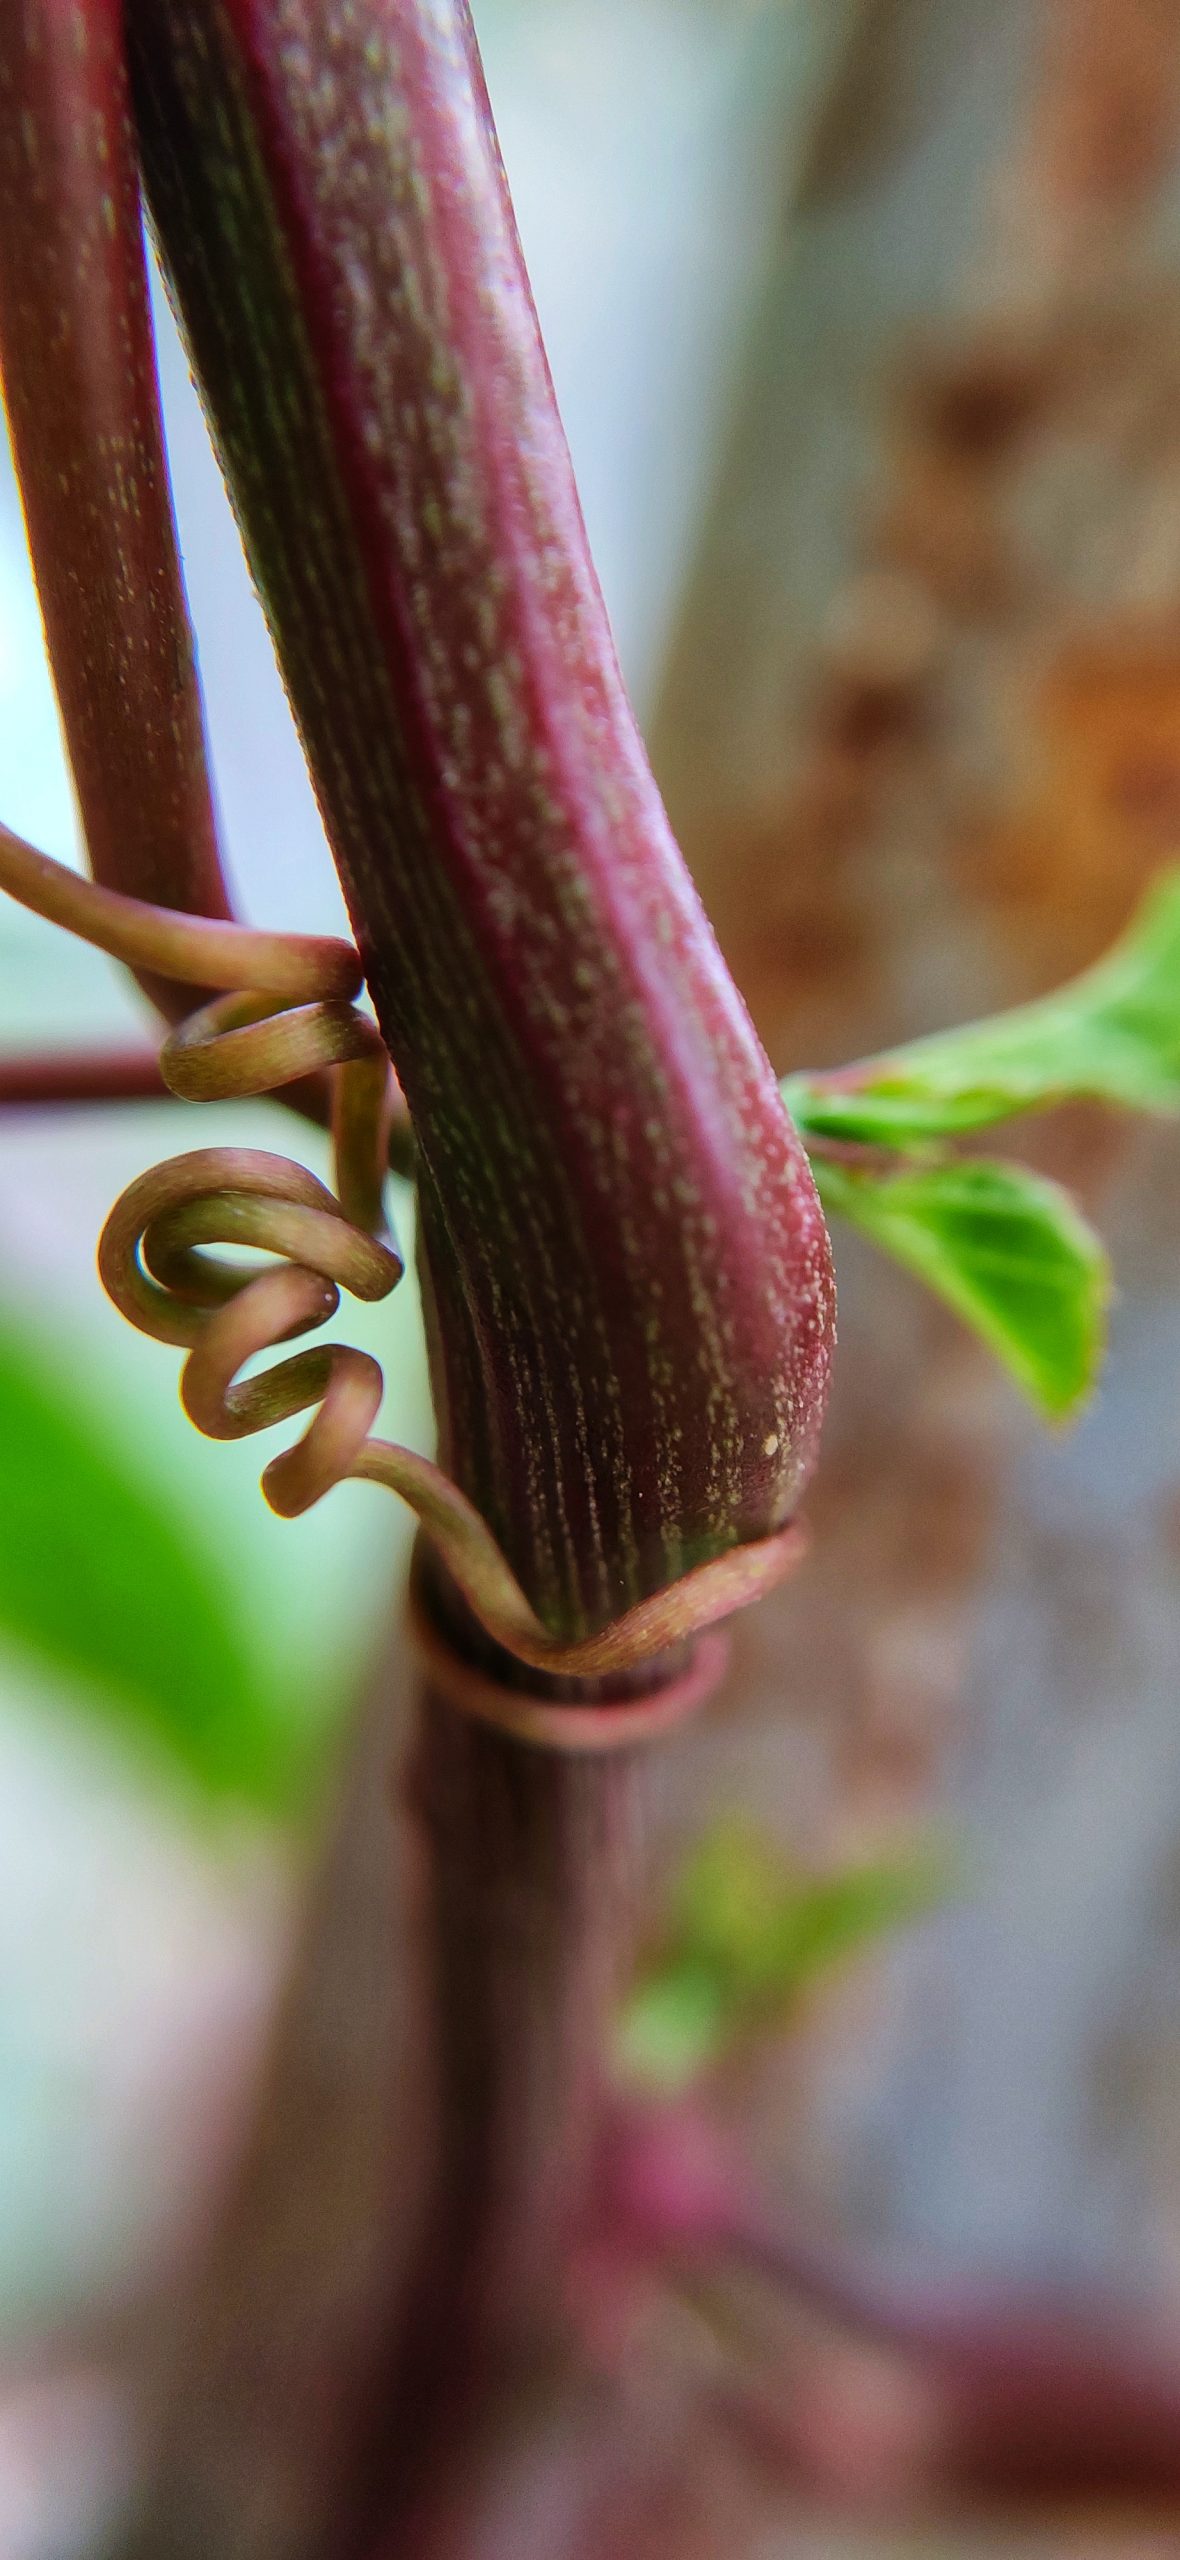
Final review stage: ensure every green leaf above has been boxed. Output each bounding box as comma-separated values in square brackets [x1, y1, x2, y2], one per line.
[618, 1820, 945, 2091]
[617, 1965, 732, 2093]
[815, 1156, 1108, 1419]
[785, 867, 1180, 1148]
[0, 1307, 297, 1813]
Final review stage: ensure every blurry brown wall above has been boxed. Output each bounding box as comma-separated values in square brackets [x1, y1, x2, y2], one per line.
[651, 0, 1180, 2302]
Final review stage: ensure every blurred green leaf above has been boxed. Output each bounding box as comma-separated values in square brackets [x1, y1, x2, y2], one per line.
[618, 1964, 731, 2094]
[619, 1820, 945, 2091]
[0, 1307, 298, 1812]
[785, 867, 1180, 1149]
[815, 1156, 1108, 1420]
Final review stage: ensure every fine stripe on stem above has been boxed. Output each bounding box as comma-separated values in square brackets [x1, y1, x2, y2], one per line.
[126, 0, 835, 1646]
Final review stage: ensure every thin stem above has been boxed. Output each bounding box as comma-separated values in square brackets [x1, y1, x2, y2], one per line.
[595, 2105, 1180, 2511]
[688, 2184, 1180, 2511]
[0, 0, 232, 1014]
[0, 1046, 168, 1107]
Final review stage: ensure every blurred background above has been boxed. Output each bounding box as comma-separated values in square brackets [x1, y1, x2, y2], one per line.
[5, 1, 1180, 2551]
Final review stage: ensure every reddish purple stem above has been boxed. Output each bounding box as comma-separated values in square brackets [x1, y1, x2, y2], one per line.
[600, 2099, 1180, 2512]
[0, 0, 233, 1019]
[0, 1046, 169, 1108]
[125, 0, 834, 1643]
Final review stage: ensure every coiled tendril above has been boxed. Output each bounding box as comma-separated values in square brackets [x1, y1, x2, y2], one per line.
[0, 824, 806, 1690]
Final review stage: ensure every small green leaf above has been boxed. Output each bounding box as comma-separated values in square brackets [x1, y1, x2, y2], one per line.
[0, 1307, 296, 1812]
[617, 1965, 731, 2092]
[816, 1156, 1108, 1419]
[785, 867, 1180, 1148]
[619, 1820, 945, 2091]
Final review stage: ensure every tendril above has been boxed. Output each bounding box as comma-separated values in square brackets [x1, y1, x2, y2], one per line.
[0, 821, 807, 1686]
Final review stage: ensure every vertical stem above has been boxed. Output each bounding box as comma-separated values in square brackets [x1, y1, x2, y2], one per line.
[341, 1672, 641, 2560]
[126, 0, 832, 1638]
[116, 10, 829, 2544]
[0, 0, 232, 1016]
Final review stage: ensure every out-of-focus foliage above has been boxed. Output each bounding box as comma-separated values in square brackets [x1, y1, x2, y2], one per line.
[619, 1818, 946, 2091]
[814, 1156, 1108, 1421]
[0, 1305, 297, 1813]
[785, 868, 1180, 1148]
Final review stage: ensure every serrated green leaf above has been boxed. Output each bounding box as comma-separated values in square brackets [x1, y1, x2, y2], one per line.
[0, 1307, 297, 1813]
[816, 1156, 1108, 1419]
[785, 867, 1180, 1148]
[618, 1820, 945, 2091]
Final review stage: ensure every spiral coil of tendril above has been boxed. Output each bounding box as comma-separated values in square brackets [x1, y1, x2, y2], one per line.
[0, 824, 807, 1708]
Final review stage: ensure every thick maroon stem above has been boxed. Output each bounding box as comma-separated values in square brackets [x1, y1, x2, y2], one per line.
[119, 9, 831, 2548]
[125, 0, 833, 1642]
[334, 1672, 640, 2560]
